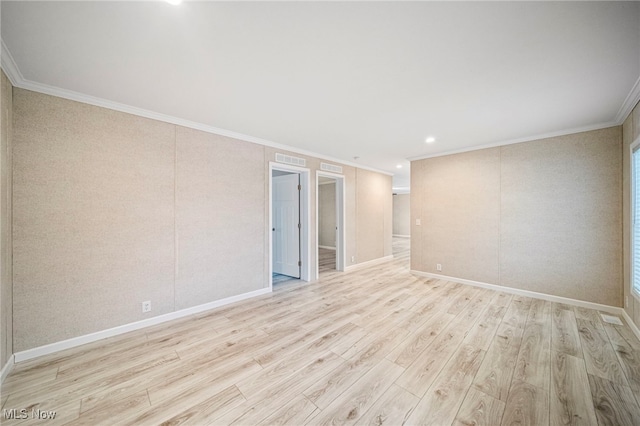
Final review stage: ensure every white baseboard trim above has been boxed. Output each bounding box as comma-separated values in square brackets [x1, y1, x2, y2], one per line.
[411, 270, 623, 315]
[345, 255, 394, 272]
[13, 287, 272, 363]
[318, 245, 336, 251]
[621, 310, 640, 342]
[1, 354, 15, 384]
[392, 234, 410, 239]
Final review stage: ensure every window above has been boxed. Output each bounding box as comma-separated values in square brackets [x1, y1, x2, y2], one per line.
[632, 141, 640, 295]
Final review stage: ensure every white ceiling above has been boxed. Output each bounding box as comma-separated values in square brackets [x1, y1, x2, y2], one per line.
[2, 1, 639, 191]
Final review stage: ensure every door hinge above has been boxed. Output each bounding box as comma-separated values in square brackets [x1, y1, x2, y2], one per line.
[298, 260, 302, 266]
[298, 184, 301, 191]
[298, 223, 301, 229]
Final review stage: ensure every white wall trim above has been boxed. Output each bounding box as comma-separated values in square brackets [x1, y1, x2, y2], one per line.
[0, 39, 22, 86]
[616, 75, 640, 125]
[318, 245, 336, 251]
[0, 354, 15, 384]
[621, 310, 640, 343]
[392, 187, 410, 195]
[411, 270, 624, 315]
[345, 255, 394, 272]
[13, 287, 271, 363]
[3, 38, 637, 172]
[0, 40, 391, 178]
[408, 121, 619, 162]
[392, 234, 410, 239]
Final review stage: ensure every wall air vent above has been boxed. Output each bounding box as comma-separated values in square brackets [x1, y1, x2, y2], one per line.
[275, 153, 306, 167]
[320, 162, 343, 174]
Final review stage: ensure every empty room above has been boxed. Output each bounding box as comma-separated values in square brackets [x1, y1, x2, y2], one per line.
[1, 1, 640, 425]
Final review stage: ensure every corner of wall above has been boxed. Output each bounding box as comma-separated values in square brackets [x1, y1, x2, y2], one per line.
[0, 68, 14, 379]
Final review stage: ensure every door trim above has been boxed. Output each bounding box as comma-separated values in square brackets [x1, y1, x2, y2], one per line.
[316, 170, 346, 277]
[269, 162, 311, 290]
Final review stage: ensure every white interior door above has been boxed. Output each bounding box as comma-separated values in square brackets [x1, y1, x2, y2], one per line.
[273, 173, 301, 278]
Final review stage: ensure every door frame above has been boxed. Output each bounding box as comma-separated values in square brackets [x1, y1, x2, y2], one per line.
[269, 162, 311, 290]
[316, 170, 346, 277]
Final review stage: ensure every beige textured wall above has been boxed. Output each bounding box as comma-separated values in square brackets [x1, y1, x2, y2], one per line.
[622, 101, 640, 325]
[501, 128, 621, 306]
[412, 127, 622, 307]
[12, 89, 393, 352]
[13, 89, 176, 351]
[392, 194, 410, 236]
[318, 182, 336, 248]
[175, 127, 266, 310]
[410, 161, 424, 272]
[356, 169, 393, 263]
[413, 148, 501, 284]
[345, 166, 358, 266]
[1, 70, 13, 368]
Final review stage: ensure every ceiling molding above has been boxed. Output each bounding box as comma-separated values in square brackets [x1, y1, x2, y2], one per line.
[2, 31, 637, 173]
[0, 39, 23, 87]
[407, 121, 619, 162]
[615, 75, 640, 124]
[0, 41, 392, 178]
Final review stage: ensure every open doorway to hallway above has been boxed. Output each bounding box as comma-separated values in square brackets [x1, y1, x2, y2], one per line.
[392, 192, 411, 262]
[316, 172, 345, 276]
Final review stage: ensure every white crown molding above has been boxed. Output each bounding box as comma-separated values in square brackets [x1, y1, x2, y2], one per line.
[615, 75, 640, 125]
[2, 38, 637, 176]
[0, 39, 392, 177]
[408, 121, 619, 162]
[13, 287, 271, 363]
[19, 79, 393, 177]
[0, 38, 23, 86]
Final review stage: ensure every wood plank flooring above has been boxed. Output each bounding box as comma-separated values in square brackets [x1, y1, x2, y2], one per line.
[2, 238, 640, 425]
[318, 247, 336, 273]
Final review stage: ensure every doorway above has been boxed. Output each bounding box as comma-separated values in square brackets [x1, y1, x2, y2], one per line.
[316, 171, 345, 277]
[269, 163, 310, 288]
[272, 170, 300, 280]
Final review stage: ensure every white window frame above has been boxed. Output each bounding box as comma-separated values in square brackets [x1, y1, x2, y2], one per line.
[630, 136, 640, 300]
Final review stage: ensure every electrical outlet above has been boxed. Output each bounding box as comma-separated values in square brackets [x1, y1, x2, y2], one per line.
[142, 301, 151, 313]
[416, 219, 421, 226]
[436, 264, 442, 271]
[351, 256, 355, 263]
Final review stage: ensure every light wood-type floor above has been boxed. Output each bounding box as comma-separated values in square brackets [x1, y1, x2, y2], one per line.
[318, 247, 336, 273]
[3, 238, 640, 425]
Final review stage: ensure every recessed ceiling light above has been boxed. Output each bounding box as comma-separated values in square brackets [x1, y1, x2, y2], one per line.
[425, 137, 436, 143]
[396, 164, 403, 169]
[166, 0, 182, 5]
